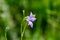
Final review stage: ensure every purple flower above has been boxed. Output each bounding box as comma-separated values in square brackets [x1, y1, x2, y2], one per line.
[26, 12, 36, 28]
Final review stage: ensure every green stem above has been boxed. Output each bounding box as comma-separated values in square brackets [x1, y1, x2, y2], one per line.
[5, 29, 7, 40]
[21, 18, 27, 40]
[22, 22, 27, 37]
[21, 23, 22, 40]
[21, 10, 26, 40]
[23, 10, 25, 17]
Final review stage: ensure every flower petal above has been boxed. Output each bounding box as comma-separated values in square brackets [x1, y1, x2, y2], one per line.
[27, 16, 36, 22]
[26, 12, 36, 28]
[31, 17, 36, 22]
[28, 21, 33, 28]
[30, 12, 33, 17]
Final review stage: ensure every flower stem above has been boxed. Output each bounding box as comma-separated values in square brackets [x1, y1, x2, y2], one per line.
[22, 22, 27, 37]
[5, 29, 7, 40]
[21, 23, 22, 40]
[23, 10, 25, 17]
[21, 10, 26, 40]
[21, 18, 25, 40]
[21, 18, 27, 40]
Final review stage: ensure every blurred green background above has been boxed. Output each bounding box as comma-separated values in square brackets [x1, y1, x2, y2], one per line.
[0, 0, 60, 40]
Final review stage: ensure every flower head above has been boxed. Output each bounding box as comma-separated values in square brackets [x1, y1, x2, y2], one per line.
[26, 12, 36, 28]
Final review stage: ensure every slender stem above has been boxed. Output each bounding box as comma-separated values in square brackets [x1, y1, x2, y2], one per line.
[21, 21, 27, 40]
[21, 10, 26, 40]
[5, 29, 7, 40]
[23, 10, 25, 17]
[21, 18, 25, 40]
[22, 22, 27, 37]
[21, 23, 22, 40]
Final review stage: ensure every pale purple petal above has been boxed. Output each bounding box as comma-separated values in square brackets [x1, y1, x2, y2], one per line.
[26, 12, 36, 28]
[27, 16, 31, 21]
[31, 18, 36, 22]
[28, 21, 33, 28]
[26, 16, 32, 22]
[27, 16, 36, 22]
[30, 12, 33, 17]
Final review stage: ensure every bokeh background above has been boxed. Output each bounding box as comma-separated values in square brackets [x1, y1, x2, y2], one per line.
[0, 0, 60, 40]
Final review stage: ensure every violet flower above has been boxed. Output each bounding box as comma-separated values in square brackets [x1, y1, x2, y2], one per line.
[26, 12, 36, 28]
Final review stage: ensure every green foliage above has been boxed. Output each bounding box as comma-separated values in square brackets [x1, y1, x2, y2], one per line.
[0, 0, 60, 40]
